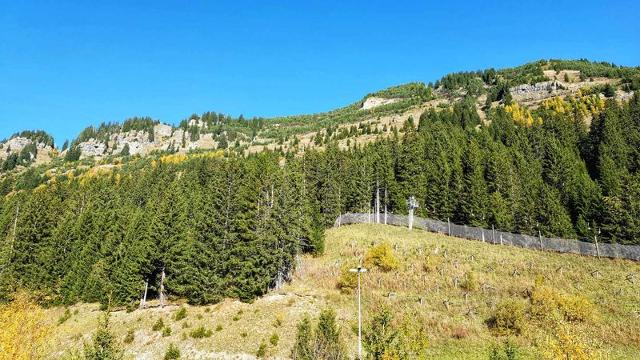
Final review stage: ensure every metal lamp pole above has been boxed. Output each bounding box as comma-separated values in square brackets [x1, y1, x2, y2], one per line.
[349, 266, 368, 359]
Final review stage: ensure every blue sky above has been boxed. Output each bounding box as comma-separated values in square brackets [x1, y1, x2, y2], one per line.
[1, 1, 638, 146]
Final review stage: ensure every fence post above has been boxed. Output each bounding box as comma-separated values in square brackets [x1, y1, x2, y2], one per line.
[594, 233, 600, 258]
[447, 218, 451, 236]
[500, 233, 503, 245]
[408, 208, 413, 230]
[538, 230, 543, 250]
[481, 230, 485, 243]
[492, 225, 495, 243]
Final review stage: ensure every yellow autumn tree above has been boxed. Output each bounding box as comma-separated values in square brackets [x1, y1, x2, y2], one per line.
[504, 103, 540, 127]
[0, 292, 52, 360]
[541, 96, 571, 115]
[543, 94, 605, 121]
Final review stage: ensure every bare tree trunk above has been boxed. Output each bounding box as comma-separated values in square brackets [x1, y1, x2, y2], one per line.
[376, 182, 380, 224]
[140, 280, 148, 309]
[384, 187, 388, 225]
[10, 204, 19, 255]
[159, 268, 166, 308]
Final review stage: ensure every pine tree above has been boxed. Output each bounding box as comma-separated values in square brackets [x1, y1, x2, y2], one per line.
[460, 137, 489, 227]
[84, 312, 124, 360]
[291, 316, 313, 360]
[314, 308, 346, 360]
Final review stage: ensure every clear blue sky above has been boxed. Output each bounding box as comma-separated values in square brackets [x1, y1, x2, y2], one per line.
[1, 0, 638, 146]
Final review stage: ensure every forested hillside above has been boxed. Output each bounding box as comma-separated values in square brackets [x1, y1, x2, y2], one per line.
[0, 59, 639, 308]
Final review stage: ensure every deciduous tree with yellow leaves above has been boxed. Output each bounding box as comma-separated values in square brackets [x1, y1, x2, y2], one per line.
[0, 292, 52, 360]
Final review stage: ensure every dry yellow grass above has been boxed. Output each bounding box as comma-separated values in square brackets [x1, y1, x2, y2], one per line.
[24, 224, 640, 359]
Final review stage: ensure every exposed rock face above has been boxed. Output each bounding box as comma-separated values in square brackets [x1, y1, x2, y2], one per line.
[110, 130, 153, 156]
[154, 124, 173, 139]
[74, 124, 213, 159]
[510, 81, 560, 95]
[361, 97, 400, 110]
[510, 81, 562, 102]
[0, 136, 54, 162]
[78, 139, 107, 158]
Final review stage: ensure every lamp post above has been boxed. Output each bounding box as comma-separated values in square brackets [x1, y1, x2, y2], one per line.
[349, 266, 368, 359]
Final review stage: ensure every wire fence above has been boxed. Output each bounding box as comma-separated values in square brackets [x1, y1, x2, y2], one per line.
[334, 212, 640, 262]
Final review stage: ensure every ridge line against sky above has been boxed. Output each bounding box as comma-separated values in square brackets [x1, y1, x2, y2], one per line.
[1, 0, 639, 145]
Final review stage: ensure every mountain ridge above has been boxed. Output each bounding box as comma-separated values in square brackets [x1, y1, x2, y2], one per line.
[1, 58, 638, 174]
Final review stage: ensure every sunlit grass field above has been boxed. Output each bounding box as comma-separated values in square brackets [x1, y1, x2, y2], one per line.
[33, 224, 640, 359]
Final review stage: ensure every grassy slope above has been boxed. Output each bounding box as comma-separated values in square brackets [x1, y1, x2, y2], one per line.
[46, 224, 640, 359]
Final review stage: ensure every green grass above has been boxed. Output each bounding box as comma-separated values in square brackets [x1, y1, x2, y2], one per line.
[42, 224, 640, 359]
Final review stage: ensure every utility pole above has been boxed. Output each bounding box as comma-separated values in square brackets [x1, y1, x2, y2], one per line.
[349, 266, 368, 360]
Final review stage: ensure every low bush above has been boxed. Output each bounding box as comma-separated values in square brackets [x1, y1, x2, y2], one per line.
[557, 294, 595, 323]
[164, 344, 180, 360]
[487, 299, 526, 336]
[162, 326, 172, 337]
[256, 341, 267, 358]
[489, 338, 519, 360]
[364, 242, 399, 271]
[336, 264, 358, 292]
[530, 283, 594, 323]
[58, 308, 72, 325]
[190, 326, 213, 339]
[152, 318, 164, 332]
[460, 271, 478, 292]
[174, 307, 187, 321]
[270, 333, 279, 346]
[123, 329, 134, 344]
[125, 302, 137, 313]
[422, 255, 442, 273]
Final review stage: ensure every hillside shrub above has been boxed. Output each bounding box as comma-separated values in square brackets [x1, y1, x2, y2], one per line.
[291, 316, 313, 360]
[336, 264, 358, 292]
[58, 308, 72, 325]
[164, 343, 181, 360]
[190, 326, 212, 339]
[270, 332, 280, 346]
[422, 255, 442, 273]
[256, 341, 267, 358]
[543, 321, 599, 360]
[557, 294, 595, 323]
[123, 329, 134, 344]
[152, 318, 164, 331]
[460, 271, 478, 292]
[364, 243, 399, 271]
[489, 338, 519, 360]
[291, 309, 346, 360]
[530, 283, 594, 323]
[487, 299, 526, 336]
[162, 326, 172, 337]
[174, 307, 187, 321]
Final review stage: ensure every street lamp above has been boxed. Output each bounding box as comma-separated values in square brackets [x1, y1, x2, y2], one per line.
[349, 266, 368, 359]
